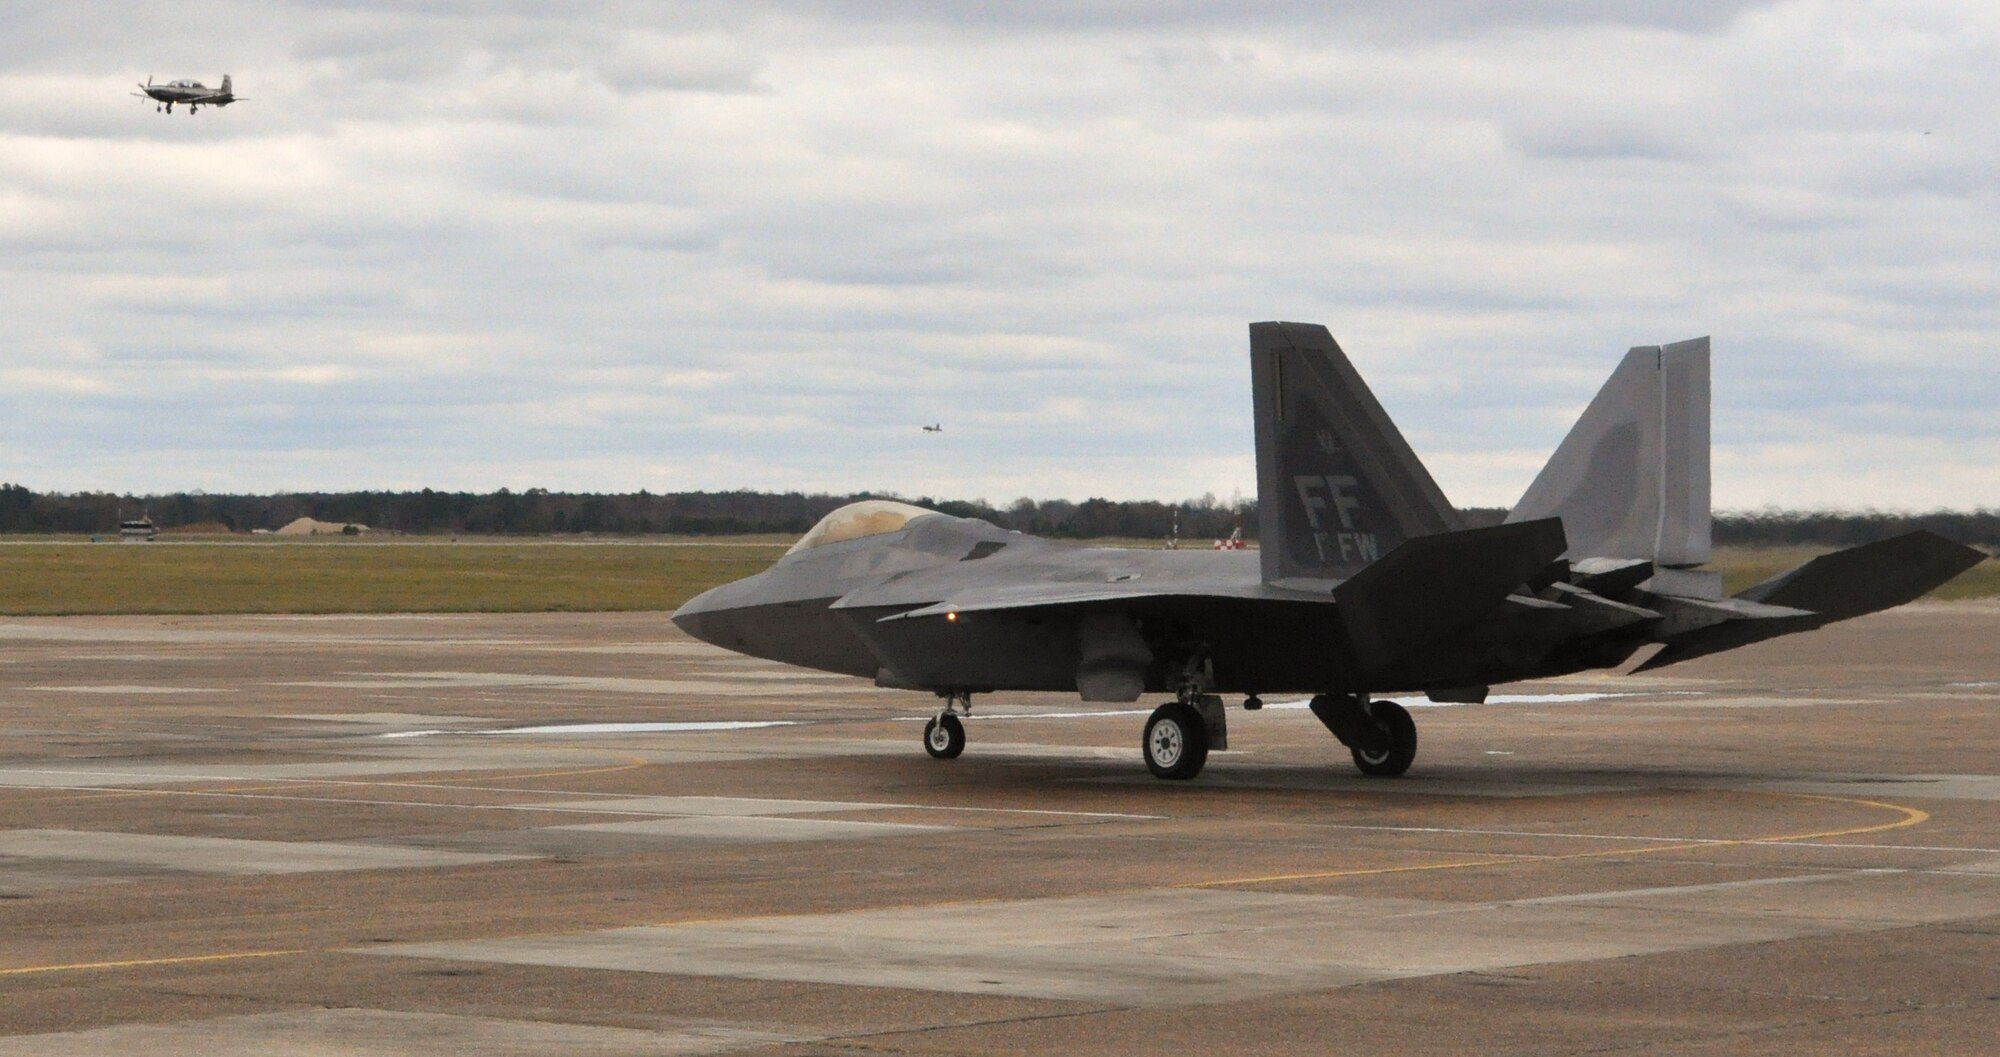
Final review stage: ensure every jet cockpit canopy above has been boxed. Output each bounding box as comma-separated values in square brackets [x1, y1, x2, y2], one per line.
[786, 500, 940, 556]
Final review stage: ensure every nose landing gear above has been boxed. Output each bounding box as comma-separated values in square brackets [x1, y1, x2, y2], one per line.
[1142, 681, 1228, 781]
[922, 691, 971, 759]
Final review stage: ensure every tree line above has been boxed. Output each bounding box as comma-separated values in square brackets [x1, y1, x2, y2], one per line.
[0, 483, 1994, 548]
[0, 484, 1254, 540]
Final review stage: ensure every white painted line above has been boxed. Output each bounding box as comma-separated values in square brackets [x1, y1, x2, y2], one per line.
[1291, 820, 2000, 855]
[25, 685, 229, 695]
[381, 720, 802, 739]
[1492, 870, 1906, 907]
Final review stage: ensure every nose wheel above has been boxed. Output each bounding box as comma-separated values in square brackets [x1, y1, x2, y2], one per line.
[923, 713, 965, 759]
[1142, 701, 1209, 779]
[922, 691, 971, 759]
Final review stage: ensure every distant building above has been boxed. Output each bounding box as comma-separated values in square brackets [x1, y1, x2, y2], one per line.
[119, 517, 157, 543]
[274, 517, 368, 536]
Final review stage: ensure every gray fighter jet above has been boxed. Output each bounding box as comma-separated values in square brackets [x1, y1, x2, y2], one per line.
[674, 323, 1986, 780]
[133, 75, 241, 114]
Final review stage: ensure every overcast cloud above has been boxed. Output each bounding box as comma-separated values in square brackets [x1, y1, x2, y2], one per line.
[2, 1, 1994, 508]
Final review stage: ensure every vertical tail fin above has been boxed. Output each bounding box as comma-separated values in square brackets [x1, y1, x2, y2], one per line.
[220, 74, 232, 94]
[1506, 337, 1710, 565]
[1250, 322, 1463, 584]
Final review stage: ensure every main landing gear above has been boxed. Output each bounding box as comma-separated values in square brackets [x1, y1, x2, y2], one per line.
[922, 691, 970, 759]
[1311, 693, 1417, 777]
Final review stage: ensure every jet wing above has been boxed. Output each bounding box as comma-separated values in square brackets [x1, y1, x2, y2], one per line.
[848, 519, 1570, 682]
[869, 580, 1310, 621]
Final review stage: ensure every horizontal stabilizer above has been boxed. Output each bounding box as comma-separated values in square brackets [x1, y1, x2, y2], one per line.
[1630, 598, 1819, 672]
[1632, 532, 1986, 673]
[1735, 531, 1987, 622]
[1336, 518, 1568, 672]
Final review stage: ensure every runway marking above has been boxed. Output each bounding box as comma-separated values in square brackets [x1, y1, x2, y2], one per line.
[0, 781, 1159, 825]
[0, 791, 1962, 984]
[416, 754, 653, 784]
[1184, 792, 1931, 889]
[1489, 869, 1905, 906]
[0, 765, 1163, 821]
[0, 948, 306, 977]
[379, 721, 803, 738]
[0, 751, 653, 794]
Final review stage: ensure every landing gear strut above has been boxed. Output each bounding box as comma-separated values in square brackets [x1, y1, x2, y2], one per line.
[1310, 694, 1417, 776]
[1143, 676, 1228, 781]
[923, 691, 970, 759]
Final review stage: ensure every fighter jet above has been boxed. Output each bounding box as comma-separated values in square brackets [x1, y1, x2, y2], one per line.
[133, 75, 242, 114]
[922, 423, 943, 433]
[674, 323, 1986, 780]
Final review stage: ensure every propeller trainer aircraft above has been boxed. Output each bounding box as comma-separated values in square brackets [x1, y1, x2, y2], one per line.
[134, 75, 241, 114]
[674, 323, 1985, 780]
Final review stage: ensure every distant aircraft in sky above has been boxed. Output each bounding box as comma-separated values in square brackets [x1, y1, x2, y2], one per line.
[921, 423, 943, 433]
[675, 322, 1986, 781]
[133, 75, 242, 114]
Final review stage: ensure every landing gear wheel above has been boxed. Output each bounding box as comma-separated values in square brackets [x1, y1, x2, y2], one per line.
[1143, 702, 1209, 780]
[923, 713, 965, 759]
[1351, 700, 1416, 776]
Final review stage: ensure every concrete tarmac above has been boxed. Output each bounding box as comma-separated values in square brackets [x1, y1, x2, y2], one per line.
[0, 605, 1996, 1054]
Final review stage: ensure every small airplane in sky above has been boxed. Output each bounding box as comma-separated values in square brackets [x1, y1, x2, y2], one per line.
[675, 323, 1985, 781]
[133, 75, 242, 114]
[921, 423, 943, 433]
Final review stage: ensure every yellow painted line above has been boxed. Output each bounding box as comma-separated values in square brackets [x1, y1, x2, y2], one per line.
[1756, 793, 1929, 840]
[641, 795, 1941, 921]
[1184, 792, 1930, 889]
[0, 791, 1938, 974]
[0, 948, 306, 977]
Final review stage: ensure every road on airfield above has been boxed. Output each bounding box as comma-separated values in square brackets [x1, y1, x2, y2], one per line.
[0, 604, 1996, 1055]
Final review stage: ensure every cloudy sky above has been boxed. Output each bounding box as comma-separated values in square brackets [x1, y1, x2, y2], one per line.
[2, 1, 1994, 509]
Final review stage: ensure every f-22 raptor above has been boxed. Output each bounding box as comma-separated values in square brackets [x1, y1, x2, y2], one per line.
[674, 323, 1986, 780]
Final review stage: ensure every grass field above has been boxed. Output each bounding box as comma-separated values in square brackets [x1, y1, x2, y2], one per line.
[0, 541, 789, 615]
[0, 539, 1990, 616]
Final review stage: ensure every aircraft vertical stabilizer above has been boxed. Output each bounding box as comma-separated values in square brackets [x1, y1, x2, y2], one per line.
[1507, 337, 1711, 566]
[1250, 322, 1463, 585]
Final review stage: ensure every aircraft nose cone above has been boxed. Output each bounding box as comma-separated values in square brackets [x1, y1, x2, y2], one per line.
[671, 583, 730, 646]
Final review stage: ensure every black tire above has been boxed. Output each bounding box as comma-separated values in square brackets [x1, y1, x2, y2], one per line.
[1350, 699, 1416, 776]
[1143, 702, 1209, 780]
[923, 714, 965, 759]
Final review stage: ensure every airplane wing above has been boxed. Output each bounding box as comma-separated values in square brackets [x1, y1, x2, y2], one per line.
[871, 582, 1286, 620]
[844, 519, 1570, 682]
